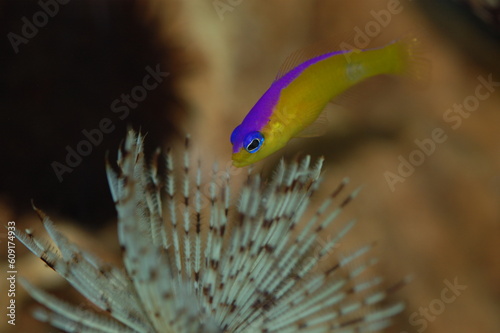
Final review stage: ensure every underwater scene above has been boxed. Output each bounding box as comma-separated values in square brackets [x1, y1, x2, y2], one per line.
[1, 0, 500, 332]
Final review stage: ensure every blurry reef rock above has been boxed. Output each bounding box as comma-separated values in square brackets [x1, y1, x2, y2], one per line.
[1, 0, 185, 227]
[416, 0, 500, 75]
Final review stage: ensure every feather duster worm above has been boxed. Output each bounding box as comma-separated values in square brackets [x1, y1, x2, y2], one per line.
[17, 130, 405, 332]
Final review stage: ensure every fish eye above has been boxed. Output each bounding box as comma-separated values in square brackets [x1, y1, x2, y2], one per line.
[244, 131, 264, 153]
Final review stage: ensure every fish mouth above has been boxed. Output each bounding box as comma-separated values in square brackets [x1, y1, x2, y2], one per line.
[232, 161, 246, 168]
[231, 151, 252, 168]
[232, 158, 250, 168]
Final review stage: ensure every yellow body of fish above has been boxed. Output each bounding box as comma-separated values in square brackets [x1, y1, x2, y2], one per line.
[231, 39, 421, 167]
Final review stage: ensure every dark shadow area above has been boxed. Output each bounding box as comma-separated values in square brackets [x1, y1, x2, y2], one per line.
[0, 0, 184, 228]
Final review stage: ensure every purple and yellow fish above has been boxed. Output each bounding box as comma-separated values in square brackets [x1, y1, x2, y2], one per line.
[231, 39, 422, 167]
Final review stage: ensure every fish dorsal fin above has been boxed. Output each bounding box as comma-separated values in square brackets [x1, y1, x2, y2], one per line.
[295, 108, 329, 138]
[274, 45, 318, 81]
[274, 32, 369, 81]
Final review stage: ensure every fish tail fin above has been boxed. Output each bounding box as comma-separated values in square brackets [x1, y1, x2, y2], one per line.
[392, 35, 432, 87]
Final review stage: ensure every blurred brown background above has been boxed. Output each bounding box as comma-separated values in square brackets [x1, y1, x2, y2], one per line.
[1, 0, 500, 332]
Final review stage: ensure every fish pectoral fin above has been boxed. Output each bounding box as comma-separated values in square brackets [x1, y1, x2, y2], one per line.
[329, 76, 397, 109]
[295, 109, 329, 138]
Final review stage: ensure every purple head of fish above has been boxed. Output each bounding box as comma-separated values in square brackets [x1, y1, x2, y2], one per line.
[230, 84, 282, 153]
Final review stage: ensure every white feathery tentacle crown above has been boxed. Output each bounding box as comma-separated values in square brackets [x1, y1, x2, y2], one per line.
[16, 130, 405, 333]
